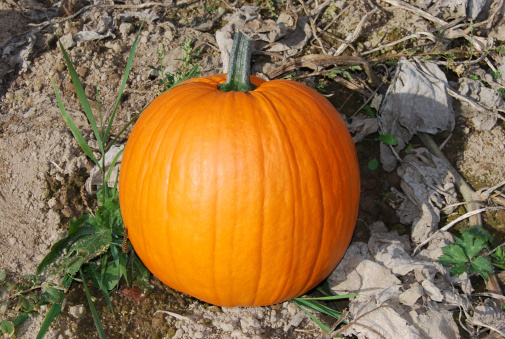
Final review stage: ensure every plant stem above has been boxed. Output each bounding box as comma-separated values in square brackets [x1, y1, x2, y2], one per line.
[218, 31, 257, 92]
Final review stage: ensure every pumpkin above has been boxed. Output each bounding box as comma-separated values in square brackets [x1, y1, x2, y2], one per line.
[119, 32, 360, 307]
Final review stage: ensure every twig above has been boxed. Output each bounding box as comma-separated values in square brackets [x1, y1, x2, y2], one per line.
[473, 292, 505, 302]
[154, 310, 193, 322]
[299, 0, 327, 55]
[439, 133, 452, 150]
[295, 69, 372, 97]
[380, 0, 446, 26]
[470, 319, 505, 337]
[464, 0, 505, 32]
[361, 32, 437, 56]
[333, 305, 395, 338]
[324, 309, 349, 339]
[317, 28, 357, 54]
[379, 0, 498, 71]
[446, 88, 505, 122]
[334, 5, 379, 56]
[50, 160, 64, 172]
[351, 81, 385, 118]
[487, 241, 505, 256]
[0, 284, 46, 304]
[479, 180, 505, 200]
[267, 55, 381, 88]
[412, 206, 505, 255]
[323, 1, 354, 31]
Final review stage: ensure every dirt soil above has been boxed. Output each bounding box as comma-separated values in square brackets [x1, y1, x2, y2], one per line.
[1, 0, 505, 338]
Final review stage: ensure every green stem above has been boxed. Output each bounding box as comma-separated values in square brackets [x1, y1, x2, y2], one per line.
[218, 31, 257, 92]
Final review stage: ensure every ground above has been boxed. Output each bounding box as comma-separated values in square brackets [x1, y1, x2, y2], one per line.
[1, 0, 505, 338]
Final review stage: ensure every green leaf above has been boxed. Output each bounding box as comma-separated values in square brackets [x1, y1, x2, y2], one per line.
[51, 79, 100, 168]
[0, 319, 14, 335]
[293, 298, 343, 319]
[95, 196, 124, 235]
[65, 257, 85, 277]
[456, 231, 487, 259]
[363, 105, 375, 118]
[296, 294, 358, 301]
[295, 304, 330, 333]
[499, 88, 505, 99]
[492, 71, 501, 80]
[104, 21, 144, 144]
[438, 243, 468, 277]
[88, 261, 114, 313]
[36, 303, 62, 339]
[0, 269, 6, 282]
[127, 251, 152, 292]
[55, 31, 104, 155]
[41, 285, 65, 304]
[67, 229, 112, 263]
[491, 246, 505, 270]
[368, 158, 379, 171]
[469, 256, 494, 281]
[448, 263, 467, 276]
[378, 134, 399, 146]
[37, 227, 96, 275]
[462, 226, 493, 245]
[80, 269, 107, 339]
[105, 148, 124, 188]
[17, 295, 35, 312]
[12, 312, 30, 327]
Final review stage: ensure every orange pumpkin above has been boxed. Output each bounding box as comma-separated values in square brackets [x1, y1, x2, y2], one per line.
[119, 33, 360, 307]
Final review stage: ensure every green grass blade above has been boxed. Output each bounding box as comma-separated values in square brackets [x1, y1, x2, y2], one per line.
[106, 108, 145, 152]
[12, 312, 30, 327]
[54, 34, 104, 154]
[293, 298, 343, 319]
[297, 294, 358, 301]
[105, 148, 124, 185]
[104, 21, 144, 144]
[297, 304, 330, 333]
[89, 260, 114, 314]
[80, 269, 107, 339]
[36, 303, 62, 339]
[51, 79, 100, 168]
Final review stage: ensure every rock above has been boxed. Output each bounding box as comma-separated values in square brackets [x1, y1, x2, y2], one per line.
[119, 22, 134, 37]
[60, 33, 76, 50]
[69, 304, 86, 319]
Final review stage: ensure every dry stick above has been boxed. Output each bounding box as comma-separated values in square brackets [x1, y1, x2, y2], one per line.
[317, 28, 357, 53]
[380, 0, 446, 25]
[334, 5, 379, 56]
[380, 0, 497, 72]
[324, 309, 349, 339]
[323, 0, 354, 31]
[267, 55, 381, 88]
[153, 310, 193, 322]
[446, 88, 505, 122]
[413, 207, 505, 255]
[361, 32, 437, 56]
[464, 0, 505, 32]
[299, 0, 327, 55]
[470, 319, 505, 337]
[295, 68, 372, 97]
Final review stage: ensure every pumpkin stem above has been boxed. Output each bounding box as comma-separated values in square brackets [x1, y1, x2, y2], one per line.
[218, 31, 257, 92]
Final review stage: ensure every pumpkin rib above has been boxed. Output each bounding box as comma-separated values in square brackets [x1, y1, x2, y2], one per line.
[252, 89, 307, 303]
[259, 81, 359, 295]
[257, 85, 330, 297]
[276, 86, 328, 295]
